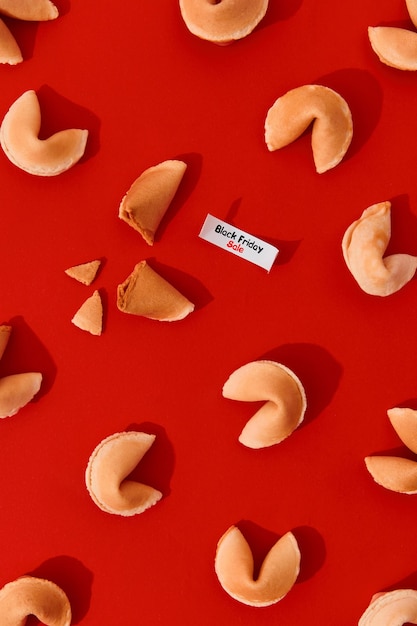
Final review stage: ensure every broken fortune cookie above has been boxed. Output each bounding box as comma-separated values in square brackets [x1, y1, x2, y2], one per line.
[117, 260, 194, 321]
[118, 159, 187, 245]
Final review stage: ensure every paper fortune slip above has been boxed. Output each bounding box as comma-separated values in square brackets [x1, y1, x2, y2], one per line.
[199, 214, 279, 272]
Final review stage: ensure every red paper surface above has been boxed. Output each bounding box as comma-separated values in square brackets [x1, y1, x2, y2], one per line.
[1, 0, 417, 623]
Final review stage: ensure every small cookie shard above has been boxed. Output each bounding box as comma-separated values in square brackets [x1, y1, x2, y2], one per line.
[359, 589, 417, 626]
[119, 160, 187, 245]
[0, 90, 88, 176]
[342, 201, 417, 296]
[71, 290, 103, 336]
[265, 84, 353, 173]
[222, 360, 307, 449]
[215, 526, 300, 607]
[85, 431, 163, 516]
[179, 0, 269, 44]
[0, 576, 71, 626]
[0, 324, 11, 361]
[65, 259, 101, 286]
[0, 0, 58, 20]
[0, 372, 42, 418]
[116, 260, 194, 322]
[368, 26, 417, 71]
[0, 19, 23, 65]
[365, 455, 417, 494]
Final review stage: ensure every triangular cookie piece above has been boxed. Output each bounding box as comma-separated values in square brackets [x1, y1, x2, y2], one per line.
[71, 290, 103, 335]
[65, 259, 101, 285]
[118, 160, 187, 245]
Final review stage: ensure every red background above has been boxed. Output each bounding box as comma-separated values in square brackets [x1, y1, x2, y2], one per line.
[1, 0, 417, 623]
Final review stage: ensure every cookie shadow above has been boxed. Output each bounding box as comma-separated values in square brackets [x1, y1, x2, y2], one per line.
[0, 315, 57, 400]
[28, 555, 93, 625]
[314, 68, 383, 165]
[154, 152, 203, 243]
[260, 343, 343, 429]
[148, 257, 214, 311]
[125, 421, 175, 499]
[37, 84, 101, 162]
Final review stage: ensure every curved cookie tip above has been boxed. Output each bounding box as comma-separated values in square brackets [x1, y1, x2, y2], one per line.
[85, 431, 163, 516]
[0, 90, 88, 176]
[365, 455, 417, 494]
[215, 525, 300, 607]
[368, 26, 417, 71]
[0, 0, 59, 20]
[179, 0, 268, 44]
[406, 0, 417, 28]
[0, 19, 23, 65]
[222, 360, 306, 448]
[0, 372, 42, 418]
[387, 407, 417, 454]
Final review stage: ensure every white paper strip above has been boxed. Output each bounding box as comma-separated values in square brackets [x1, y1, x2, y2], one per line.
[198, 214, 279, 272]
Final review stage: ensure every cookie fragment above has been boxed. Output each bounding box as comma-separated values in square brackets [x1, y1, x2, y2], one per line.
[71, 290, 103, 336]
[116, 260, 194, 321]
[65, 259, 101, 285]
[118, 160, 187, 245]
